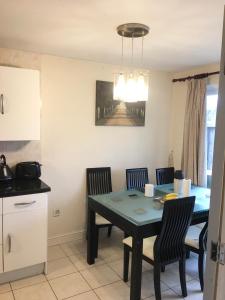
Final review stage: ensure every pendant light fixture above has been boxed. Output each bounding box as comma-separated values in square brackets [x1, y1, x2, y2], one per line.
[113, 23, 150, 102]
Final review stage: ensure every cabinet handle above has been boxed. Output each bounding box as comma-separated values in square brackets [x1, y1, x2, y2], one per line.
[0, 94, 4, 115]
[8, 235, 11, 253]
[14, 201, 36, 206]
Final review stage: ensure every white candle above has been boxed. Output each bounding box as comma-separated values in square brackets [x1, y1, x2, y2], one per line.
[145, 184, 154, 197]
[174, 179, 184, 194]
[183, 179, 191, 196]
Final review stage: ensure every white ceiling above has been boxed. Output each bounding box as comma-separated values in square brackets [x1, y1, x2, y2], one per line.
[0, 0, 224, 71]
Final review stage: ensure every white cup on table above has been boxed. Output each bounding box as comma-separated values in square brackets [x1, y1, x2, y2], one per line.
[174, 179, 184, 194]
[183, 179, 191, 196]
[145, 184, 154, 197]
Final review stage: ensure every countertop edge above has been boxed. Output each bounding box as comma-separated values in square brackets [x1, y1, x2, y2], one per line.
[0, 179, 51, 198]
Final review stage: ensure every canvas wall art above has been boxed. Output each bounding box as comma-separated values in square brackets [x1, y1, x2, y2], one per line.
[95, 80, 146, 126]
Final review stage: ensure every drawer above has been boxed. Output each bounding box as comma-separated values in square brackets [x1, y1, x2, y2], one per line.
[3, 194, 47, 215]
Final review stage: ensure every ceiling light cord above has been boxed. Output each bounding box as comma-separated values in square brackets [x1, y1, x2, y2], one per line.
[141, 36, 144, 70]
[120, 34, 124, 72]
[131, 34, 134, 71]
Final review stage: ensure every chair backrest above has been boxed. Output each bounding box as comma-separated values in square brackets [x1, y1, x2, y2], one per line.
[126, 168, 149, 191]
[156, 167, 175, 185]
[86, 167, 112, 195]
[154, 196, 195, 263]
[199, 222, 208, 251]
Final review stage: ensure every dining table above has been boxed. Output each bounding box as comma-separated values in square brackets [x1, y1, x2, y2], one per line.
[87, 183, 210, 300]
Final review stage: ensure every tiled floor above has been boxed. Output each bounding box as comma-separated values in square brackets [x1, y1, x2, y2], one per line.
[0, 230, 203, 300]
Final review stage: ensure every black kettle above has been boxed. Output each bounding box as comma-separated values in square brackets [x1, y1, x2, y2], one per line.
[0, 154, 14, 182]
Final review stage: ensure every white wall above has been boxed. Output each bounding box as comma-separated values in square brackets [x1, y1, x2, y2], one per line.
[0, 48, 173, 242]
[170, 64, 220, 170]
[40, 55, 173, 240]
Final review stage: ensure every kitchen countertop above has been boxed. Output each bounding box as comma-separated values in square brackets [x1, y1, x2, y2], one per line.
[0, 179, 51, 198]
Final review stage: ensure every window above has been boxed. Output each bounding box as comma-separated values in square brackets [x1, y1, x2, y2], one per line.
[206, 86, 218, 188]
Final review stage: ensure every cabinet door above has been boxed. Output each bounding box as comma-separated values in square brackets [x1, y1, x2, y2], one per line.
[3, 197, 47, 272]
[0, 66, 40, 141]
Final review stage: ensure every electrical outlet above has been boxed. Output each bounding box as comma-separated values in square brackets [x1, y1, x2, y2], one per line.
[53, 209, 61, 217]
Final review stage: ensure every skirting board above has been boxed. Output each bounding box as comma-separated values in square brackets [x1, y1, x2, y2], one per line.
[48, 230, 85, 246]
[48, 227, 122, 246]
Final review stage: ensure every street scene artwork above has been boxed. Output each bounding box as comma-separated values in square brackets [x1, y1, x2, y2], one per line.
[95, 80, 146, 126]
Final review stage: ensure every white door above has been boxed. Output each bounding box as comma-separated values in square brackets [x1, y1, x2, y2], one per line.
[3, 196, 47, 272]
[204, 7, 225, 300]
[0, 66, 40, 141]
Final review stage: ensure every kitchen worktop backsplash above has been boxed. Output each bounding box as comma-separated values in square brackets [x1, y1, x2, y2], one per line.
[0, 141, 41, 168]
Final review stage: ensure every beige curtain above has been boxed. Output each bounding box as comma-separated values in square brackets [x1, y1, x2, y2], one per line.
[182, 78, 207, 186]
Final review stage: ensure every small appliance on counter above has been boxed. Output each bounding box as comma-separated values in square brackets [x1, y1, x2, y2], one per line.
[15, 161, 41, 179]
[0, 154, 14, 182]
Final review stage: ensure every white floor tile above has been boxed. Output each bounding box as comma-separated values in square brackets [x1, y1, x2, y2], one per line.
[107, 258, 150, 280]
[80, 264, 120, 289]
[49, 272, 91, 300]
[95, 280, 130, 300]
[0, 236, 204, 300]
[144, 289, 181, 300]
[160, 263, 193, 288]
[68, 290, 99, 300]
[0, 292, 14, 300]
[60, 242, 81, 256]
[172, 279, 203, 299]
[107, 259, 130, 279]
[127, 270, 169, 299]
[46, 257, 77, 280]
[10, 274, 46, 290]
[69, 252, 105, 271]
[13, 282, 56, 300]
[98, 245, 123, 263]
[0, 284, 11, 294]
[48, 245, 66, 261]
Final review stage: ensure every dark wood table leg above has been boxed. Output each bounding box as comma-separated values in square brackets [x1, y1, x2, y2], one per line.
[130, 236, 143, 300]
[87, 203, 96, 265]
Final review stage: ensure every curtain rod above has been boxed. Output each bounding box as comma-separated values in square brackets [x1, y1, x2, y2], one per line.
[172, 71, 219, 83]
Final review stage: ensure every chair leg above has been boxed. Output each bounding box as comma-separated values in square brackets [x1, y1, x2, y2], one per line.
[95, 227, 99, 258]
[198, 252, 204, 291]
[154, 264, 161, 300]
[107, 225, 112, 237]
[123, 245, 130, 282]
[161, 266, 165, 272]
[179, 257, 187, 297]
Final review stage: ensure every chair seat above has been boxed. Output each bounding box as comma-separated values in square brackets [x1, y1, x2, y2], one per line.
[185, 225, 202, 249]
[96, 213, 111, 225]
[123, 236, 157, 260]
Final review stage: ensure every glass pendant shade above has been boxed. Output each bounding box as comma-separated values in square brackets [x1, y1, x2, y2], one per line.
[113, 73, 126, 101]
[113, 23, 150, 102]
[137, 73, 149, 101]
[113, 71, 149, 102]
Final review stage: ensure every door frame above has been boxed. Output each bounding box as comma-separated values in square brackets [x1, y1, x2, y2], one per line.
[204, 7, 225, 300]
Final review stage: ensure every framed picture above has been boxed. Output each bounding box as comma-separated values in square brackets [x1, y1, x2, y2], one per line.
[95, 80, 146, 126]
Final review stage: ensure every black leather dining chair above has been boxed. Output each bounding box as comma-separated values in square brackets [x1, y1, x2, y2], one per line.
[185, 222, 208, 291]
[156, 167, 175, 185]
[86, 167, 113, 256]
[123, 196, 195, 300]
[126, 168, 149, 191]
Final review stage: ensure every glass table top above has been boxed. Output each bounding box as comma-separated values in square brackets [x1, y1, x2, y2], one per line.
[89, 184, 210, 226]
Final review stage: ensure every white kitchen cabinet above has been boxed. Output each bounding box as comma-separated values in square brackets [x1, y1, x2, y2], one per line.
[0, 66, 40, 141]
[2, 194, 47, 273]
